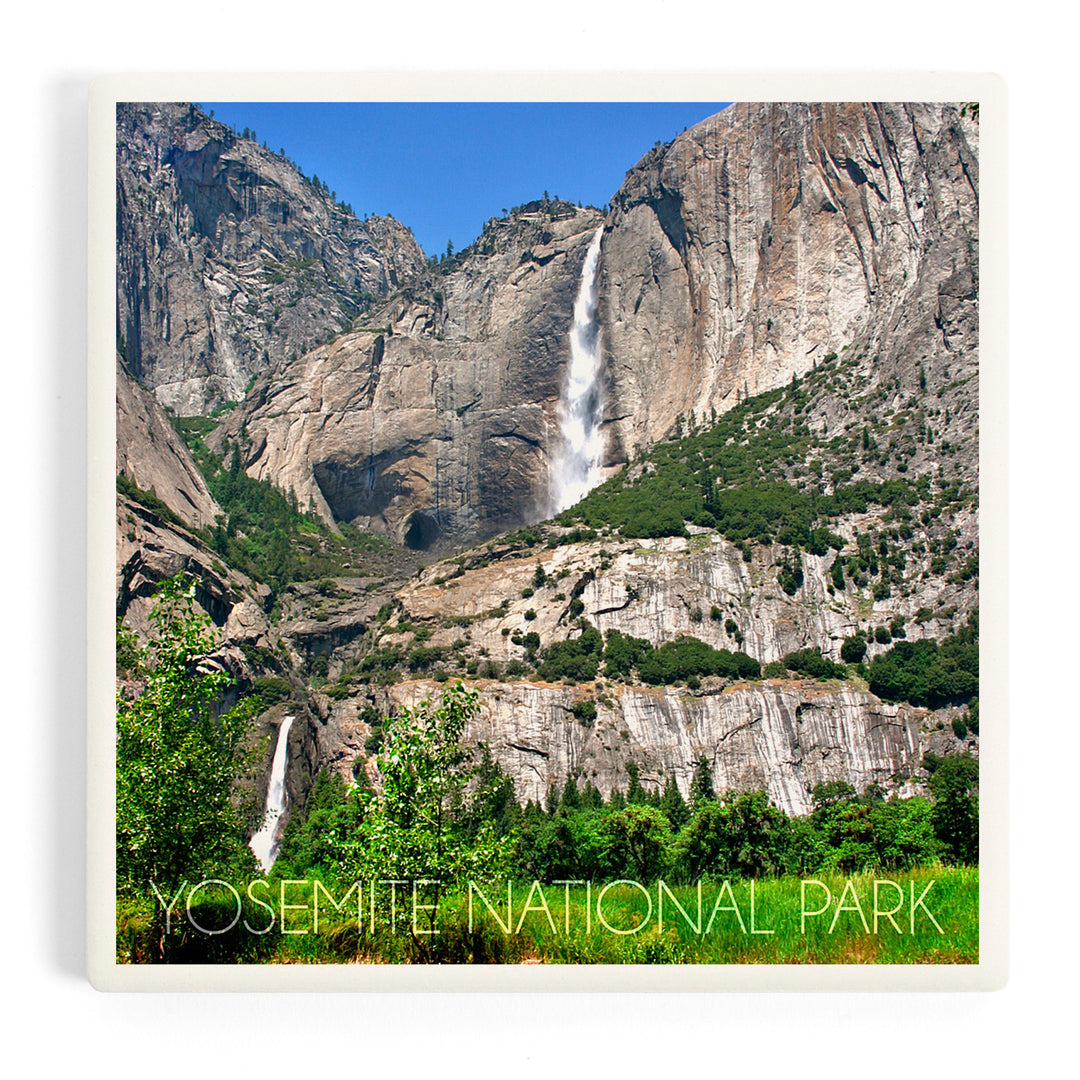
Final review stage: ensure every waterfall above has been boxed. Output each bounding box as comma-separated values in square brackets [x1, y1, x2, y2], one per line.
[551, 225, 606, 513]
[249, 715, 294, 873]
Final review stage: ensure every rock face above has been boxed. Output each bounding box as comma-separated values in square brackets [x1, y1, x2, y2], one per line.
[116, 102, 427, 415]
[303, 676, 963, 818]
[273, 505, 977, 812]
[116, 357, 221, 530]
[116, 495, 270, 643]
[114, 101, 981, 816]
[393, 526, 976, 670]
[213, 204, 606, 549]
[210, 103, 977, 549]
[600, 102, 979, 461]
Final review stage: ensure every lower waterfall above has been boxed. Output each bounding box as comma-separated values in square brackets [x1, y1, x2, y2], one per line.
[249, 715, 294, 873]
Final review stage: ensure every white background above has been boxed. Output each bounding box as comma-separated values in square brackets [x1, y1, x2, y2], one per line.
[3, 3, 1071, 1072]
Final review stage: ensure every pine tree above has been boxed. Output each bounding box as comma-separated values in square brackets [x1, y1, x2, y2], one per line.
[561, 777, 582, 811]
[689, 756, 717, 810]
[581, 782, 605, 811]
[660, 773, 689, 830]
[626, 761, 647, 805]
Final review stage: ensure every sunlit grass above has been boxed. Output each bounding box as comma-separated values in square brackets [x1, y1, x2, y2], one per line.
[116, 867, 976, 965]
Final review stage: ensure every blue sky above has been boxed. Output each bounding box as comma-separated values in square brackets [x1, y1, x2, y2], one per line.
[201, 102, 730, 257]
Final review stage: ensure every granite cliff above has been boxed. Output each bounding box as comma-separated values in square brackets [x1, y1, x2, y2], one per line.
[113, 100, 980, 820]
[203, 103, 977, 551]
[600, 102, 979, 461]
[116, 102, 427, 415]
[211, 202, 605, 549]
[116, 356, 221, 530]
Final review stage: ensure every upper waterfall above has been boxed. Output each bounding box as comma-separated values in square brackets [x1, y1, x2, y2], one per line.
[551, 225, 606, 514]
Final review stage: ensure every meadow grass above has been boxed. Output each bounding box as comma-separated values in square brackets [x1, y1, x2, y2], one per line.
[116, 867, 977, 965]
[482, 868, 977, 964]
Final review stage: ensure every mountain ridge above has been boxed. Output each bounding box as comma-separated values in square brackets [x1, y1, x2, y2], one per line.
[113, 99, 980, 818]
[116, 101, 428, 414]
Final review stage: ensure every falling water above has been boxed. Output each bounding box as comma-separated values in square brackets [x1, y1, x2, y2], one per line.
[249, 715, 294, 873]
[552, 225, 606, 513]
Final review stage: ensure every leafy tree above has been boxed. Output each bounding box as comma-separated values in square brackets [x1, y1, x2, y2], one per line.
[602, 805, 674, 880]
[811, 780, 856, 809]
[927, 753, 979, 864]
[674, 791, 789, 880]
[116, 575, 260, 898]
[868, 796, 940, 870]
[718, 790, 790, 877]
[809, 795, 877, 873]
[332, 683, 513, 945]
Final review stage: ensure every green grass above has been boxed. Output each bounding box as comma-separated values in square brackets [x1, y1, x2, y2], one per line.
[498, 869, 976, 963]
[116, 867, 976, 965]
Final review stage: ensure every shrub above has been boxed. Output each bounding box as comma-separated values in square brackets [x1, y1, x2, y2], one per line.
[840, 633, 867, 664]
[572, 700, 598, 726]
[251, 676, 293, 706]
[781, 648, 845, 681]
[868, 613, 978, 708]
[536, 624, 604, 683]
